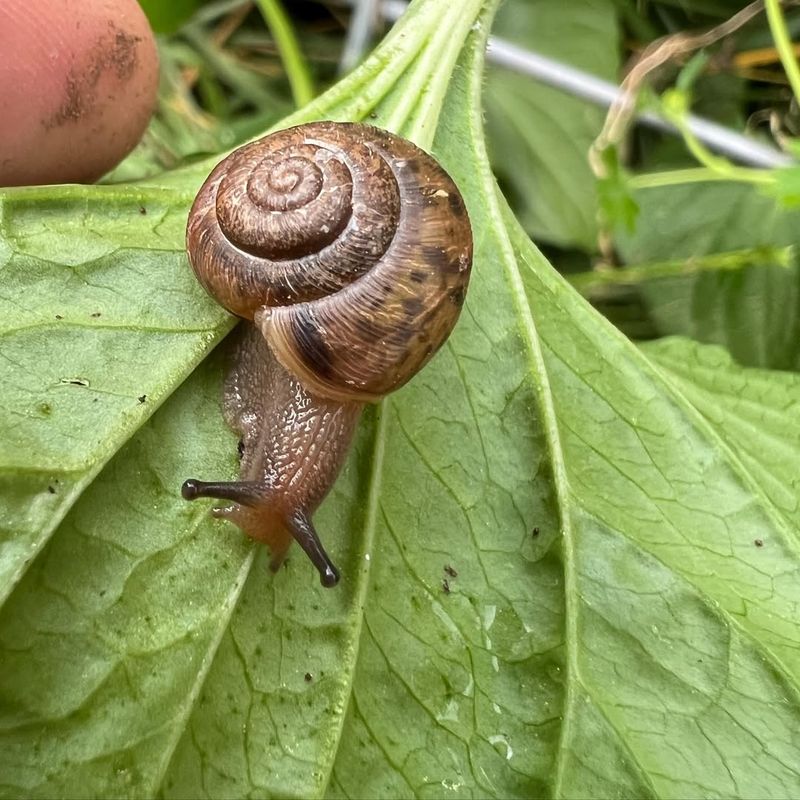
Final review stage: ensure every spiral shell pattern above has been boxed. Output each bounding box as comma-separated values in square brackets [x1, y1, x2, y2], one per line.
[187, 121, 472, 402]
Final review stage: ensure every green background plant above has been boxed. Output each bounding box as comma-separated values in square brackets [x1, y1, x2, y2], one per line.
[1, 1, 800, 798]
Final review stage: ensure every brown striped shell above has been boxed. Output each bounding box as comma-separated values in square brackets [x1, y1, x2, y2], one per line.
[186, 121, 472, 403]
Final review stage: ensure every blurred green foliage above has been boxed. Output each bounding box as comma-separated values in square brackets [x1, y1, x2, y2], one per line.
[139, 0, 204, 34]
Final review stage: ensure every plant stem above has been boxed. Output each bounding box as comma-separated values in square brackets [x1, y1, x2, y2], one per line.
[628, 167, 759, 189]
[765, 0, 800, 105]
[680, 122, 775, 185]
[254, 0, 315, 107]
[660, 92, 777, 187]
[569, 246, 795, 293]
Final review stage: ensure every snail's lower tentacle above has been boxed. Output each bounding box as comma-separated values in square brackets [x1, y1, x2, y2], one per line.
[181, 478, 261, 506]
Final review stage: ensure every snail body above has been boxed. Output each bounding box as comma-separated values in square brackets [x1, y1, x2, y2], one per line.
[181, 121, 472, 586]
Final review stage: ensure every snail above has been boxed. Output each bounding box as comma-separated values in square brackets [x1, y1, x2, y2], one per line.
[181, 121, 472, 587]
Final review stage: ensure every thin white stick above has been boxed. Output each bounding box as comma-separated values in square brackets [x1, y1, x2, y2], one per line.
[340, 0, 381, 73]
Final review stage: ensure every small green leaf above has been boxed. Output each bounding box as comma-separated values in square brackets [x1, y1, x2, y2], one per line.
[597, 146, 640, 232]
[763, 165, 800, 208]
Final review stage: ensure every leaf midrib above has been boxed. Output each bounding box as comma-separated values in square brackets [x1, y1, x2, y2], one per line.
[457, 58, 584, 800]
[0, 185, 196, 206]
[315, 402, 386, 798]
[485, 190, 584, 800]
[151, 532, 258, 795]
[0, 321, 218, 338]
[457, 11, 663, 797]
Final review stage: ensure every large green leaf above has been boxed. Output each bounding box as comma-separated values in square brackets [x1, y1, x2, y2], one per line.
[429, 31, 800, 796]
[1, 1, 800, 798]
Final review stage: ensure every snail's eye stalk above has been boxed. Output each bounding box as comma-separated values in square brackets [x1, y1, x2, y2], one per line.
[285, 511, 340, 587]
[181, 478, 260, 505]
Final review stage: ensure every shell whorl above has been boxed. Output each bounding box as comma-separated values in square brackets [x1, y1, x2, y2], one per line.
[187, 121, 472, 402]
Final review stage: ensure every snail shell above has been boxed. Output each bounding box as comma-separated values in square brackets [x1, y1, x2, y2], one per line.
[186, 121, 471, 402]
[182, 121, 472, 586]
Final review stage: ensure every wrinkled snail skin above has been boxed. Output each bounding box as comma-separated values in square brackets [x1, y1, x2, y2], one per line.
[183, 325, 360, 587]
[181, 121, 472, 587]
